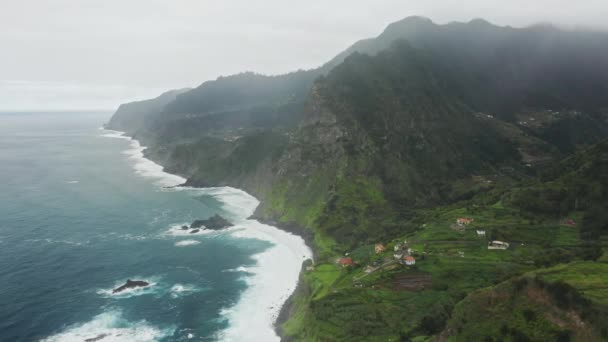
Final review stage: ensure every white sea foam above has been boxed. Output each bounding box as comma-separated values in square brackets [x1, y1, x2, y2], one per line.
[218, 219, 312, 342]
[170, 284, 202, 298]
[41, 310, 173, 342]
[102, 131, 313, 341]
[222, 266, 252, 273]
[100, 129, 185, 187]
[192, 187, 260, 221]
[163, 223, 220, 237]
[174, 239, 201, 247]
[100, 130, 131, 140]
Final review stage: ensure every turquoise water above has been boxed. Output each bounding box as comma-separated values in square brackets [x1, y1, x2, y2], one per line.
[0, 112, 277, 341]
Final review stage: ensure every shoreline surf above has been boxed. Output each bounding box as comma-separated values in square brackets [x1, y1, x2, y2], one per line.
[102, 129, 313, 341]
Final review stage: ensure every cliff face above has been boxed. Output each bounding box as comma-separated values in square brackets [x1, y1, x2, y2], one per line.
[105, 17, 608, 341]
[254, 41, 526, 247]
[108, 18, 608, 248]
[105, 88, 190, 135]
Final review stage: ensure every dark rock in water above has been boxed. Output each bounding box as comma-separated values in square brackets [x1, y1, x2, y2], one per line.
[181, 225, 189, 230]
[85, 334, 109, 342]
[190, 214, 233, 230]
[190, 221, 205, 229]
[189, 229, 200, 234]
[112, 279, 150, 294]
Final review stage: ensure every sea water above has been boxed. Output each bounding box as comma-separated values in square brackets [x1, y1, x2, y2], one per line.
[0, 111, 311, 341]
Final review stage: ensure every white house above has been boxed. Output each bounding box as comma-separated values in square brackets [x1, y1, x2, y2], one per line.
[488, 240, 509, 250]
[476, 230, 486, 236]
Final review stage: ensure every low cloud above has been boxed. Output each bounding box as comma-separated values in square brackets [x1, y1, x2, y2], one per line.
[1, 0, 607, 110]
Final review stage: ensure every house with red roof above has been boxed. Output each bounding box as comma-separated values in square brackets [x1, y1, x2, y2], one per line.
[338, 257, 354, 267]
[457, 217, 474, 225]
[403, 255, 416, 266]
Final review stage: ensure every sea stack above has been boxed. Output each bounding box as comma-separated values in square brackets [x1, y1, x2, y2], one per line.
[190, 214, 233, 230]
[112, 279, 150, 294]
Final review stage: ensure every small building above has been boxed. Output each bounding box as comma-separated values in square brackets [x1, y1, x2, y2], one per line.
[375, 243, 386, 254]
[394, 252, 404, 260]
[457, 217, 474, 225]
[394, 243, 404, 251]
[364, 265, 374, 274]
[338, 257, 354, 267]
[566, 219, 576, 226]
[476, 230, 486, 236]
[488, 240, 509, 250]
[403, 256, 416, 266]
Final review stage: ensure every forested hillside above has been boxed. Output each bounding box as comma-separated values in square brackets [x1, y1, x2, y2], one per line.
[107, 17, 608, 341]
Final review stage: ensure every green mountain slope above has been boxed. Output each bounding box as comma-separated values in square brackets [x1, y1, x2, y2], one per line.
[105, 16, 608, 341]
[256, 41, 526, 247]
[443, 261, 608, 341]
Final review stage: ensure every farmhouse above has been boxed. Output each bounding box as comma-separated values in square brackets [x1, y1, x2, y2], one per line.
[488, 240, 509, 250]
[457, 217, 474, 225]
[375, 243, 386, 254]
[338, 257, 354, 267]
[402, 256, 416, 266]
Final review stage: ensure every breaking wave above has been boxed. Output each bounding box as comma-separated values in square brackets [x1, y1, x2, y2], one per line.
[41, 310, 174, 342]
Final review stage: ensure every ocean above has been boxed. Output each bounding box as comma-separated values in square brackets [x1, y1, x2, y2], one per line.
[0, 111, 311, 342]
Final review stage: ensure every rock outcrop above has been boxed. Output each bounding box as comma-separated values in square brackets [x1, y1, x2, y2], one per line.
[112, 279, 150, 294]
[190, 214, 233, 230]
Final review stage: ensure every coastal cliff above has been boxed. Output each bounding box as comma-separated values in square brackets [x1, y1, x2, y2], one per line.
[108, 17, 608, 341]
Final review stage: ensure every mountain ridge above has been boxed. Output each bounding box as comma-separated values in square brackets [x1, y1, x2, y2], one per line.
[107, 16, 608, 341]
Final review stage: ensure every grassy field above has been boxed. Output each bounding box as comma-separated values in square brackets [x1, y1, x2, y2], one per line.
[536, 261, 608, 305]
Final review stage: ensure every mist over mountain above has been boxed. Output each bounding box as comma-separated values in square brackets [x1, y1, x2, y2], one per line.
[106, 88, 190, 134]
[112, 17, 608, 139]
[107, 16, 608, 341]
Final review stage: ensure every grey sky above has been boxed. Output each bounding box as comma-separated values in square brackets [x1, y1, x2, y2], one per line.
[1, 0, 606, 110]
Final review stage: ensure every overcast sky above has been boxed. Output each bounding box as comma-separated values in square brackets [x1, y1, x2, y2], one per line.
[1, 0, 607, 111]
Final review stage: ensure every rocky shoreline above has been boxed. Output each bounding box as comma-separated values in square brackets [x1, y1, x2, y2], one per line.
[122, 132, 314, 341]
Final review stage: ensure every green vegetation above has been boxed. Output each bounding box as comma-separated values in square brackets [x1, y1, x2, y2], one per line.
[107, 16, 608, 342]
[445, 262, 608, 341]
[278, 139, 608, 340]
[278, 192, 608, 340]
